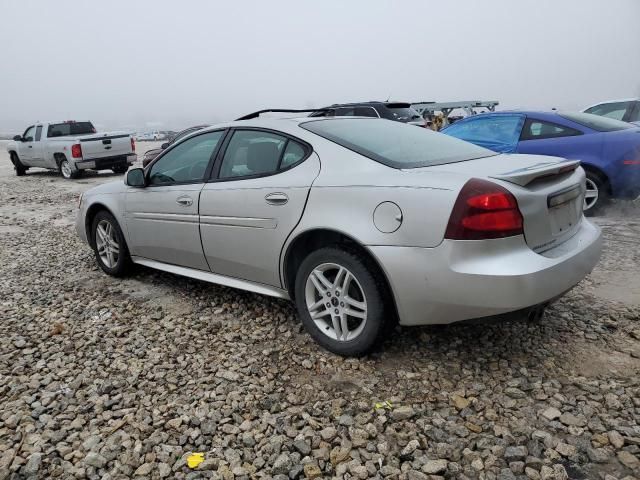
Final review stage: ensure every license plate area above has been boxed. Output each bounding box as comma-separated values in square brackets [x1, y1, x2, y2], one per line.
[548, 185, 582, 236]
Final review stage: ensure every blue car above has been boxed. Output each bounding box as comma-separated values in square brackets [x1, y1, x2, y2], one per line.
[441, 111, 640, 212]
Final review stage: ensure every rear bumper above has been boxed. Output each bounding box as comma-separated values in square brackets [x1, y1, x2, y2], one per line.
[369, 219, 602, 326]
[74, 154, 137, 170]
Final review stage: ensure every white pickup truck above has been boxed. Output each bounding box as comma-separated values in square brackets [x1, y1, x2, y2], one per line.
[7, 121, 137, 179]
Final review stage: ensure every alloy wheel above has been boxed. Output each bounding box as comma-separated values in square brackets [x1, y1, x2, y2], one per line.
[584, 177, 599, 211]
[95, 219, 120, 269]
[60, 160, 72, 179]
[304, 263, 368, 341]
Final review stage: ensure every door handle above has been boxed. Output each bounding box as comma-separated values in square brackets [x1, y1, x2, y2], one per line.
[28, 145, 32, 148]
[176, 196, 193, 207]
[265, 192, 289, 205]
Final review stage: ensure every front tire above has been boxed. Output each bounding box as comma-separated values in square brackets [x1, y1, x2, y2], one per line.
[10, 152, 27, 176]
[294, 246, 387, 357]
[91, 211, 132, 277]
[58, 157, 81, 179]
[584, 170, 609, 216]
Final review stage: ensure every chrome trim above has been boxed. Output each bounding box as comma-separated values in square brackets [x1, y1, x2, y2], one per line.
[130, 212, 198, 223]
[130, 256, 290, 299]
[199, 215, 277, 229]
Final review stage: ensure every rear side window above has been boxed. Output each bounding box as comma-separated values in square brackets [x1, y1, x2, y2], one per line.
[584, 101, 631, 121]
[520, 119, 583, 140]
[47, 122, 96, 137]
[301, 118, 496, 169]
[354, 106, 379, 117]
[384, 104, 422, 122]
[218, 130, 309, 179]
[558, 112, 632, 132]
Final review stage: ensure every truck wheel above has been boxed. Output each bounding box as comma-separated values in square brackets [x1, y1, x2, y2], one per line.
[112, 165, 128, 174]
[58, 157, 80, 179]
[10, 152, 27, 176]
[294, 246, 387, 357]
[91, 210, 132, 277]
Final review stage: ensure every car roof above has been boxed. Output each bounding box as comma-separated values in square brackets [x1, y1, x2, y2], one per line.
[463, 110, 575, 122]
[582, 98, 639, 110]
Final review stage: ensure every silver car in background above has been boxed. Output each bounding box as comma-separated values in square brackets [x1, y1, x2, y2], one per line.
[76, 116, 602, 356]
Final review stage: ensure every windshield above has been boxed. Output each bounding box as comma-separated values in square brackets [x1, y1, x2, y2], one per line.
[301, 118, 497, 169]
[47, 122, 96, 138]
[386, 104, 422, 122]
[558, 112, 632, 132]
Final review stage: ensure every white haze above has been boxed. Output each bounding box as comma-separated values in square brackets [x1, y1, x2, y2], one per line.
[0, 0, 639, 133]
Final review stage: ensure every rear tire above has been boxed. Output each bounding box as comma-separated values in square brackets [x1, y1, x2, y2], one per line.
[112, 165, 128, 174]
[294, 246, 387, 357]
[91, 210, 132, 277]
[583, 170, 609, 216]
[58, 157, 81, 179]
[10, 152, 27, 176]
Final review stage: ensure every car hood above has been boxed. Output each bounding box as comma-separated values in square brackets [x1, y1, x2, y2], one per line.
[84, 179, 127, 197]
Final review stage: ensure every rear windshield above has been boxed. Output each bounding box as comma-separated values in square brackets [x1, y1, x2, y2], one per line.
[558, 112, 632, 132]
[300, 118, 497, 169]
[47, 122, 96, 138]
[386, 104, 422, 122]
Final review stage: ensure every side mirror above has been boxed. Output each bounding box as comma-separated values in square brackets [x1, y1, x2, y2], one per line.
[161, 142, 169, 149]
[125, 168, 146, 187]
[13, 135, 22, 142]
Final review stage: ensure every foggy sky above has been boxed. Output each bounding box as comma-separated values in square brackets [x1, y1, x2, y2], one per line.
[1, 0, 639, 133]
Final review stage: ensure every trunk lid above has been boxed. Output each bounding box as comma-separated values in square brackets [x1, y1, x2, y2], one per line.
[408, 153, 585, 253]
[78, 131, 133, 160]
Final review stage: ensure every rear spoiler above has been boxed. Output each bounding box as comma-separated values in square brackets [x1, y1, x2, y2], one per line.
[490, 160, 581, 187]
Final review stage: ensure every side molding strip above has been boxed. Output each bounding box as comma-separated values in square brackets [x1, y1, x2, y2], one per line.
[130, 256, 291, 300]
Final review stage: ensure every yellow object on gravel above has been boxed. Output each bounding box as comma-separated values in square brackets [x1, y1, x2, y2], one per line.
[186, 452, 205, 468]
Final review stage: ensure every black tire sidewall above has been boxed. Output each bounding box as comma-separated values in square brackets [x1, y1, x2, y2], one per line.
[91, 211, 130, 277]
[11, 153, 26, 176]
[294, 246, 386, 357]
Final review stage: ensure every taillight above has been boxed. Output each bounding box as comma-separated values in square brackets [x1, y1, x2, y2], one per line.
[71, 144, 82, 158]
[445, 178, 523, 240]
[131, 137, 135, 152]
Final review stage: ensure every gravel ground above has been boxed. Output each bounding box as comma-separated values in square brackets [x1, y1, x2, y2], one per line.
[0, 142, 639, 480]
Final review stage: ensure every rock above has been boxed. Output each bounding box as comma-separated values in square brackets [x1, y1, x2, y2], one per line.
[555, 443, 576, 457]
[273, 453, 293, 475]
[390, 405, 416, 421]
[509, 461, 525, 474]
[525, 466, 541, 479]
[338, 414, 353, 426]
[609, 430, 625, 449]
[407, 470, 429, 480]
[541, 407, 561, 421]
[293, 439, 311, 456]
[303, 464, 322, 479]
[157, 463, 172, 478]
[84, 452, 107, 468]
[558, 413, 585, 427]
[451, 394, 470, 410]
[422, 459, 447, 474]
[504, 446, 528, 461]
[24, 453, 42, 475]
[329, 446, 351, 466]
[319, 427, 336, 441]
[166, 418, 182, 430]
[617, 451, 640, 470]
[587, 447, 609, 463]
[134, 463, 153, 476]
[401, 439, 420, 457]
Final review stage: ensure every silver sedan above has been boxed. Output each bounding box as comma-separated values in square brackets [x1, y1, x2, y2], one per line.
[76, 116, 602, 356]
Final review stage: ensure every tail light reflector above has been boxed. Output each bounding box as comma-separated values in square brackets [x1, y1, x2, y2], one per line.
[445, 179, 523, 240]
[71, 144, 82, 159]
[131, 137, 135, 152]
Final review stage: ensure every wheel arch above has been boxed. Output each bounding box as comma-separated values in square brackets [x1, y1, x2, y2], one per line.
[282, 228, 398, 319]
[84, 202, 117, 248]
[53, 152, 67, 166]
[581, 162, 612, 195]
